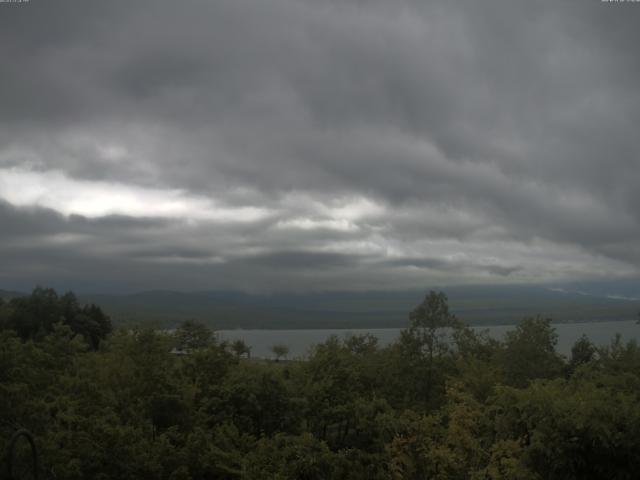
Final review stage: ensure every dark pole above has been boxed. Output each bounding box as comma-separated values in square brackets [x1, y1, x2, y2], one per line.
[5, 429, 38, 480]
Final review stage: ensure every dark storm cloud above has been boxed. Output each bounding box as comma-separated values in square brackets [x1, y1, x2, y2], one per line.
[1, 0, 639, 292]
[236, 251, 362, 269]
[383, 257, 452, 271]
[0, 200, 66, 236]
[0, 200, 170, 239]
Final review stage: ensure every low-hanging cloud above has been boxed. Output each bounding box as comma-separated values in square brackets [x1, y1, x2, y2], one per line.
[0, 0, 639, 293]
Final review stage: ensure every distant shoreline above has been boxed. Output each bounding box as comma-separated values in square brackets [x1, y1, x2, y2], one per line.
[217, 320, 640, 359]
[216, 317, 638, 331]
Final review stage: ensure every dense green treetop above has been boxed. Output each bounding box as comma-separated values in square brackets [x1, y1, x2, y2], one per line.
[2, 287, 640, 479]
[0, 286, 111, 349]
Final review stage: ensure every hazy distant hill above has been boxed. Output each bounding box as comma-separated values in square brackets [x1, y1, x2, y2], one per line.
[79, 285, 640, 329]
[0, 289, 24, 301]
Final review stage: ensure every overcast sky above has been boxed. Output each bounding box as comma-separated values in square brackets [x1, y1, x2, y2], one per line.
[1, 0, 639, 293]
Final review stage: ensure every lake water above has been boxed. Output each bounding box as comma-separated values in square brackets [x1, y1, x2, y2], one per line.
[219, 320, 640, 359]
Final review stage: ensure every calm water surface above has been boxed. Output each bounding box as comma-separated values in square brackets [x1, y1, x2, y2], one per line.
[219, 320, 640, 359]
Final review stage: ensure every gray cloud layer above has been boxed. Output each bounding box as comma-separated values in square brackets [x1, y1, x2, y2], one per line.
[1, 0, 639, 292]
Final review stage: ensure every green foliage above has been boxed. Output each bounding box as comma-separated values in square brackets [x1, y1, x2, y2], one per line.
[3, 288, 640, 479]
[490, 377, 640, 479]
[1, 287, 111, 349]
[393, 291, 463, 409]
[501, 316, 565, 387]
[174, 320, 214, 352]
[205, 362, 302, 437]
[270, 343, 290, 361]
[568, 335, 597, 373]
[244, 433, 338, 479]
[230, 339, 251, 359]
[405, 290, 460, 361]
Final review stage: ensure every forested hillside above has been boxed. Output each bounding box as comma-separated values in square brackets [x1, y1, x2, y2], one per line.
[2, 289, 640, 479]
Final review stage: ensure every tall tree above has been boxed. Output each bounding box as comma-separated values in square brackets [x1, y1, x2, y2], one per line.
[2, 287, 111, 349]
[404, 291, 460, 362]
[174, 319, 214, 351]
[398, 291, 460, 406]
[231, 339, 251, 359]
[501, 316, 564, 387]
[271, 344, 290, 361]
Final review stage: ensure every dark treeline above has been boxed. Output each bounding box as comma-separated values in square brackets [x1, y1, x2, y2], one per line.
[0, 287, 112, 350]
[2, 288, 640, 479]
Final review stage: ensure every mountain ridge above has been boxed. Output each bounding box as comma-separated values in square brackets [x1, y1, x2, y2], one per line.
[3, 284, 638, 329]
[80, 285, 640, 329]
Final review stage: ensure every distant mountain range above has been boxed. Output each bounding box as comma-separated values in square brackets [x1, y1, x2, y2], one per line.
[3, 284, 638, 329]
[0, 289, 25, 301]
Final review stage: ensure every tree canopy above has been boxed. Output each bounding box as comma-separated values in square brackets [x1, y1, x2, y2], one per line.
[1, 287, 639, 479]
[0, 286, 111, 349]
